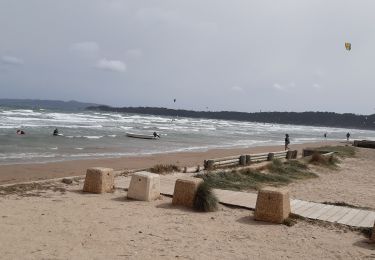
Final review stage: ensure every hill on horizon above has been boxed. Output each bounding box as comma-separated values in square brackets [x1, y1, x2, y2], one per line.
[87, 105, 375, 131]
[0, 99, 101, 111]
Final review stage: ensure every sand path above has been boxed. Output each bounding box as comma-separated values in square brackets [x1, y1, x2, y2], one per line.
[288, 147, 375, 209]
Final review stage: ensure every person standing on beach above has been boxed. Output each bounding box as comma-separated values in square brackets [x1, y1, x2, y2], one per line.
[285, 134, 290, 150]
[346, 132, 350, 141]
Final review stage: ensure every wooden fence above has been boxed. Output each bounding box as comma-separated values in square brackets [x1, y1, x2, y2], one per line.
[353, 140, 375, 149]
[203, 150, 297, 170]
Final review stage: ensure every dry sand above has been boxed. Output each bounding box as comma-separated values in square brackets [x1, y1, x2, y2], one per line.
[1, 141, 375, 259]
[288, 147, 375, 210]
[0, 184, 374, 260]
[0, 141, 337, 185]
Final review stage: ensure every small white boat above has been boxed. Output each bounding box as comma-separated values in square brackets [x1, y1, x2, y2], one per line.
[126, 132, 158, 140]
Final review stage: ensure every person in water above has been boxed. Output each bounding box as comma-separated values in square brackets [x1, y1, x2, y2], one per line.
[153, 132, 160, 138]
[346, 132, 350, 141]
[16, 129, 25, 135]
[284, 134, 290, 150]
[324, 133, 327, 139]
[53, 128, 59, 136]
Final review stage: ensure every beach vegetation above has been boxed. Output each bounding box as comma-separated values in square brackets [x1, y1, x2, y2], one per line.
[193, 182, 219, 212]
[308, 152, 339, 168]
[315, 145, 356, 157]
[0, 182, 66, 197]
[196, 160, 316, 191]
[149, 164, 181, 174]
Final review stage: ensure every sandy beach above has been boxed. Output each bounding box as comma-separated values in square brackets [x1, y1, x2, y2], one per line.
[1, 141, 375, 259]
[0, 141, 338, 185]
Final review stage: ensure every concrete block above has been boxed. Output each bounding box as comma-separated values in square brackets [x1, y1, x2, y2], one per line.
[254, 187, 291, 224]
[83, 167, 114, 194]
[127, 171, 160, 201]
[172, 178, 203, 208]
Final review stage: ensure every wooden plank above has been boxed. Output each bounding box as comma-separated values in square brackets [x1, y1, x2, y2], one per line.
[215, 159, 239, 165]
[210, 155, 240, 163]
[299, 203, 326, 218]
[347, 210, 372, 227]
[336, 209, 361, 225]
[325, 207, 352, 223]
[317, 206, 344, 221]
[291, 199, 303, 207]
[294, 202, 317, 216]
[292, 201, 310, 212]
[357, 212, 375, 228]
[307, 204, 334, 219]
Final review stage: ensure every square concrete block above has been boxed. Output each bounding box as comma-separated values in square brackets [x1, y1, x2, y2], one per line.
[83, 167, 114, 194]
[172, 178, 203, 208]
[127, 171, 160, 201]
[254, 187, 291, 224]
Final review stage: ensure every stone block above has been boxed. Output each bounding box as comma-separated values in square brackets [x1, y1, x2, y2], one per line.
[267, 153, 274, 161]
[83, 167, 114, 194]
[172, 178, 203, 208]
[127, 171, 160, 201]
[254, 187, 291, 224]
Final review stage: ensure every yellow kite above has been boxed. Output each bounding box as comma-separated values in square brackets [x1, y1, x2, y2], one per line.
[345, 42, 351, 51]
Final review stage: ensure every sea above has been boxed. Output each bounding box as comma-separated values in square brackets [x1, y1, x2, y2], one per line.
[1, 107, 375, 165]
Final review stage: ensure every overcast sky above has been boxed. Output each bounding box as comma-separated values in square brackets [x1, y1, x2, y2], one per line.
[0, 0, 374, 114]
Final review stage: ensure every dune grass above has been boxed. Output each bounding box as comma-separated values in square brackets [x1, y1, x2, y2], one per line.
[308, 152, 339, 168]
[149, 164, 181, 174]
[193, 182, 219, 212]
[315, 145, 356, 158]
[196, 159, 316, 191]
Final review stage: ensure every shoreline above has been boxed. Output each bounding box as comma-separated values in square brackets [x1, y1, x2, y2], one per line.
[0, 141, 339, 185]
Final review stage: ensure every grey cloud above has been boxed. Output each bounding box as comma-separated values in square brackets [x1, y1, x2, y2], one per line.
[1, 55, 24, 65]
[70, 41, 100, 54]
[0, 0, 375, 113]
[95, 58, 126, 72]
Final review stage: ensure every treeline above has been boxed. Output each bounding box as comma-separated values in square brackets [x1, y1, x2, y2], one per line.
[87, 105, 375, 130]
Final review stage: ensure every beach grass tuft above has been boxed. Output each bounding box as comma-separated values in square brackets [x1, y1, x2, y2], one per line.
[0, 182, 66, 197]
[316, 145, 356, 157]
[308, 152, 339, 168]
[196, 160, 316, 191]
[149, 164, 181, 174]
[193, 182, 219, 212]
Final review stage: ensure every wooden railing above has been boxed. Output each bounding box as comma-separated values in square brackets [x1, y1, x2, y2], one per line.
[204, 150, 297, 170]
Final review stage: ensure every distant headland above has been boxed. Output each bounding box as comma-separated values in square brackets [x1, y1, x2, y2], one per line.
[87, 105, 375, 130]
[0, 99, 100, 111]
[1, 99, 374, 130]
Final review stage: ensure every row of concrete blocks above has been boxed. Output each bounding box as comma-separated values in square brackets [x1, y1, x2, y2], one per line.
[82, 167, 202, 207]
[83, 167, 375, 241]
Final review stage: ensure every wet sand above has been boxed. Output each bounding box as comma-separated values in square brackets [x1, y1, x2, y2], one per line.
[0, 141, 337, 185]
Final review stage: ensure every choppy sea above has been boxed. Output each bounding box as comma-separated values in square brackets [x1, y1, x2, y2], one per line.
[0, 107, 374, 165]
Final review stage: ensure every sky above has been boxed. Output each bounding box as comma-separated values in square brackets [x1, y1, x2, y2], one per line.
[0, 0, 374, 114]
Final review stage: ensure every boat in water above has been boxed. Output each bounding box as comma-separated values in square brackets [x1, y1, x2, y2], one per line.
[126, 132, 159, 140]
